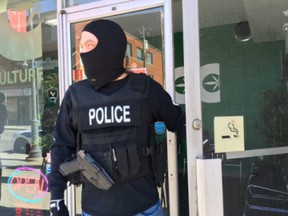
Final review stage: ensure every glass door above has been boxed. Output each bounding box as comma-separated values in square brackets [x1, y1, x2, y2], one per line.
[58, 0, 178, 215]
[72, 9, 165, 215]
[195, 0, 288, 215]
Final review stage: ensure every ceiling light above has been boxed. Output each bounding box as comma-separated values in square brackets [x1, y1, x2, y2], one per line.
[234, 21, 252, 42]
[283, 23, 288, 32]
[45, 19, 58, 26]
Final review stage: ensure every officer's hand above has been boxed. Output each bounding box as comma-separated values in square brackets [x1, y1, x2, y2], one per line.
[50, 199, 69, 216]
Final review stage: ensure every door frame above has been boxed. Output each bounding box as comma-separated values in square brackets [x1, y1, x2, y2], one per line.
[56, 0, 179, 215]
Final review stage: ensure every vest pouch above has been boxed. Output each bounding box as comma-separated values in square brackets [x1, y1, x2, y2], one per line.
[155, 140, 167, 187]
[84, 141, 142, 182]
[87, 150, 115, 179]
[82, 131, 144, 182]
[113, 141, 141, 180]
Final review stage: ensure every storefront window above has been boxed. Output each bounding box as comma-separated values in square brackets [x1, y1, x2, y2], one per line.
[199, 1, 288, 215]
[4, 0, 287, 215]
[0, 0, 57, 214]
[174, 1, 288, 215]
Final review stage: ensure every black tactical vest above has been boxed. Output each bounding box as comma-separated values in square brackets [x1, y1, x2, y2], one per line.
[69, 74, 155, 183]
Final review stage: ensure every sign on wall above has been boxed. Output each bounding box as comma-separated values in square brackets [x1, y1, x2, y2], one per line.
[175, 63, 221, 104]
[214, 116, 245, 153]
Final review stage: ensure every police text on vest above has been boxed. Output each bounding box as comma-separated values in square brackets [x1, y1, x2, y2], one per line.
[89, 105, 131, 125]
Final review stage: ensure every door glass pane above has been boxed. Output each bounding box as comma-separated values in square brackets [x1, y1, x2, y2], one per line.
[0, 0, 58, 214]
[69, 7, 165, 215]
[197, 1, 288, 215]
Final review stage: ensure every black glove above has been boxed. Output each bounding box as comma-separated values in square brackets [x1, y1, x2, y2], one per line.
[50, 199, 69, 216]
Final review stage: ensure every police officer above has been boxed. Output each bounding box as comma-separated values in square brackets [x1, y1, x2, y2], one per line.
[49, 19, 186, 216]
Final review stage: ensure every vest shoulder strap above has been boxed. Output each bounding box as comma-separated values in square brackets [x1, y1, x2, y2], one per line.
[128, 73, 150, 94]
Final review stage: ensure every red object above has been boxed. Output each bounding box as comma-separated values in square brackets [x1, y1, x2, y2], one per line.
[7, 9, 27, 32]
[129, 68, 147, 74]
[73, 69, 83, 81]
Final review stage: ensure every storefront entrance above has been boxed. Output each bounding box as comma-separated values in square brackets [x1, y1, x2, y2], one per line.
[1, 0, 287, 215]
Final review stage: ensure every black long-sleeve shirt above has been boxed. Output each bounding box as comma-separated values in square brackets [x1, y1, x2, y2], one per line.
[49, 73, 186, 215]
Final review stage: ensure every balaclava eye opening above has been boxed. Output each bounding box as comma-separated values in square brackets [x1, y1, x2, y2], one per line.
[80, 19, 127, 89]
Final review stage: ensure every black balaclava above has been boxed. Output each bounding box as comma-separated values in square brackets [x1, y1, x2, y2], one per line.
[80, 19, 127, 89]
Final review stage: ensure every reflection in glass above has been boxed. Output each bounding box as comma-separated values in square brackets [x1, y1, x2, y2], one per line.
[0, 0, 58, 214]
[71, 8, 164, 85]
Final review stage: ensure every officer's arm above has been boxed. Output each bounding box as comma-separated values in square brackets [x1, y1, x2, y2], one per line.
[49, 145, 73, 199]
[48, 90, 77, 200]
[148, 78, 186, 140]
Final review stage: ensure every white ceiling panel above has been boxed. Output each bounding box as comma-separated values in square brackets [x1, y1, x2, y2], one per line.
[242, 0, 288, 42]
[198, 0, 247, 28]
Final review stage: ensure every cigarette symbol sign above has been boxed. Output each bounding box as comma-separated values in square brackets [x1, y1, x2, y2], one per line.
[214, 116, 245, 153]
